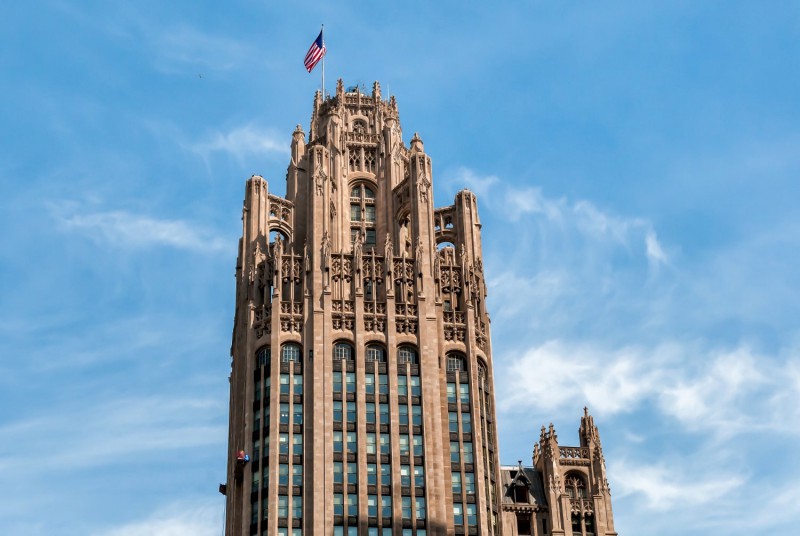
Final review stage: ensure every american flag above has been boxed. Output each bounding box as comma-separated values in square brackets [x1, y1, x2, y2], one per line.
[304, 29, 326, 73]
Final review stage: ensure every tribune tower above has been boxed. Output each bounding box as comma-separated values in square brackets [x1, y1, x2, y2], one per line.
[224, 81, 620, 536]
[224, 80, 502, 535]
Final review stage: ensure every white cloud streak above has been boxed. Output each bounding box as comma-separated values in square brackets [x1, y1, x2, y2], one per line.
[188, 124, 289, 162]
[151, 25, 251, 73]
[0, 395, 225, 474]
[499, 340, 800, 438]
[610, 459, 744, 511]
[447, 168, 668, 269]
[53, 206, 229, 253]
[95, 500, 223, 536]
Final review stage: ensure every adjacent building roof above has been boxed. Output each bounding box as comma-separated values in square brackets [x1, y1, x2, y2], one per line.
[500, 465, 548, 508]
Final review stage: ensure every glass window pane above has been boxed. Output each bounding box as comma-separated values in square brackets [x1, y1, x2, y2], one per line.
[459, 383, 470, 404]
[293, 404, 303, 425]
[450, 441, 460, 463]
[452, 472, 462, 494]
[447, 383, 456, 404]
[463, 442, 473, 463]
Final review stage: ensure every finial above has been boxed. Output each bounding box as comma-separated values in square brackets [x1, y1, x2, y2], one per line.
[372, 80, 381, 99]
[410, 132, 424, 152]
[584, 406, 589, 417]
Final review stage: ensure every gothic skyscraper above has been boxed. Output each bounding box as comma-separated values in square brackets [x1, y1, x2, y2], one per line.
[223, 81, 617, 536]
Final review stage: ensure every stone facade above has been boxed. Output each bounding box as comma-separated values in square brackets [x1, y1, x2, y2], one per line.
[223, 81, 617, 536]
[499, 410, 617, 536]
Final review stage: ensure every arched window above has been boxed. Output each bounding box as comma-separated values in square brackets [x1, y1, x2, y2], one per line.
[398, 346, 418, 364]
[281, 343, 301, 363]
[564, 474, 588, 499]
[256, 347, 271, 368]
[333, 342, 354, 361]
[446, 353, 466, 372]
[477, 360, 490, 391]
[366, 344, 386, 362]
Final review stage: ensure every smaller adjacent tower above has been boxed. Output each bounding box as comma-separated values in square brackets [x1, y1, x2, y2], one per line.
[499, 409, 617, 536]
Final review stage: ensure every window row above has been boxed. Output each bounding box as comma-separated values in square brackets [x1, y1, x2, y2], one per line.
[334, 343, 418, 364]
[451, 471, 477, 494]
[253, 401, 303, 431]
[333, 462, 424, 487]
[453, 503, 478, 526]
[256, 344, 302, 368]
[335, 530, 427, 536]
[333, 403, 422, 425]
[250, 496, 303, 525]
[450, 441, 474, 464]
[251, 463, 303, 491]
[255, 375, 304, 400]
[333, 374, 422, 398]
[333, 494, 426, 519]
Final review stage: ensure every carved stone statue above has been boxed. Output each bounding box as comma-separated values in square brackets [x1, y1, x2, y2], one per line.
[384, 233, 393, 259]
[321, 231, 331, 271]
[353, 231, 363, 271]
[399, 216, 411, 256]
[415, 237, 423, 275]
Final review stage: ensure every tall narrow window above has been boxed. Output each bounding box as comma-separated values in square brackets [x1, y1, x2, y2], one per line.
[277, 495, 289, 518]
[452, 472, 462, 494]
[257, 347, 271, 368]
[350, 184, 377, 250]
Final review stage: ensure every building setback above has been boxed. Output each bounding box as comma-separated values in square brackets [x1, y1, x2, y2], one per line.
[223, 81, 618, 536]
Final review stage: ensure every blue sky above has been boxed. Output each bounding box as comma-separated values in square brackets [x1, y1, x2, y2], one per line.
[1, 1, 799, 534]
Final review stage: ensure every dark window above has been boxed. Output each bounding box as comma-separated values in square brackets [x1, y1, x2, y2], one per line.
[517, 514, 532, 535]
[514, 483, 528, 503]
[257, 347, 271, 368]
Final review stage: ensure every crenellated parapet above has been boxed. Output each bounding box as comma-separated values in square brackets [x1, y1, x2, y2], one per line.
[502, 410, 617, 536]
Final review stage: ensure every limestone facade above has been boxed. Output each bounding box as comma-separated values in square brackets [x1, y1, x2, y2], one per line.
[224, 80, 502, 536]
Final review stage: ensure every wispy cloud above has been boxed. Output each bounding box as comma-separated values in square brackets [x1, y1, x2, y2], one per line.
[51, 204, 229, 253]
[447, 168, 668, 272]
[0, 395, 225, 474]
[151, 25, 252, 74]
[610, 459, 744, 511]
[94, 500, 223, 536]
[498, 339, 800, 438]
[187, 124, 290, 163]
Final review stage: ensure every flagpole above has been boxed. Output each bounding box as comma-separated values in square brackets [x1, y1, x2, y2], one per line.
[321, 24, 325, 97]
